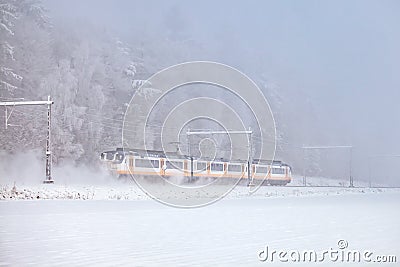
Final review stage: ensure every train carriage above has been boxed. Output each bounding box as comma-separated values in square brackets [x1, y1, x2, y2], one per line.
[100, 148, 292, 185]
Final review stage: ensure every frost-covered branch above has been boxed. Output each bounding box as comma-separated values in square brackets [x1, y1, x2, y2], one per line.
[0, 1, 17, 35]
[124, 62, 136, 77]
[1, 41, 14, 60]
[0, 67, 23, 81]
[0, 80, 18, 91]
[0, 21, 14, 35]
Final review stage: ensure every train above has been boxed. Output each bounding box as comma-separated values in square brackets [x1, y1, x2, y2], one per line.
[100, 148, 292, 186]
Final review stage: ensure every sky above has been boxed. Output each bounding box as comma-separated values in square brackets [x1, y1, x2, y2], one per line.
[42, 0, 400, 181]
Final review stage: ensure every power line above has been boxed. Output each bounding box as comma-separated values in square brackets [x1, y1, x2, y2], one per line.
[0, 96, 54, 183]
[3, 103, 359, 156]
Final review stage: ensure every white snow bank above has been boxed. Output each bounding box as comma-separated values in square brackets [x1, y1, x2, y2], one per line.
[1, 181, 398, 201]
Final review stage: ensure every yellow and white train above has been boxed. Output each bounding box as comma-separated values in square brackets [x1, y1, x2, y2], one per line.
[100, 148, 292, 185]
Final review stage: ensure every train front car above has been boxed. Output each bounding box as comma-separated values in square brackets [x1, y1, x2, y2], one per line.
[99, 148, 128, 177]
[251, 160, 292, 186]
[266, 161, 292, 186]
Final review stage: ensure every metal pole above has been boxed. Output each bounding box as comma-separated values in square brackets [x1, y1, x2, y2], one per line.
[5, 108, 7, 130]
[248, 127, 253, 186]
[302, 147, 307, 186]
[349, 146, 353, 187]
[187, 130, 253, 135]
[1, 97, 54, 183]
[187, 129, 194, 182]
[368, 156, 372, 188]
[0, 100, 53, 106]
[187, 128, 191, 157]
[247, 161, 251, 186]
[44, 96, 54, 183]
[190, 156, 194, 182]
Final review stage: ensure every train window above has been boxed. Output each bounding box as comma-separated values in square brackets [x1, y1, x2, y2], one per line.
[196, 162, 207, 172]
[166, 161, 183, 170]
[114, 153, 125, 163]
[211, 163, 224, 171]
[228, 164, 242, 172]
[151, 160, 160, 168]
[271, 167, 285, 174]
[256, 166, 269, 174]
[135, 159, 159, 168]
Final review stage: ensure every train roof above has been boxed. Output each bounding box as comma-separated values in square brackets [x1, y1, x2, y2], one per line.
[102, 148, 291, 167]
[253, 159, 282, 164]
[115, 148, 182, 158]
[101, 150, 118, 154]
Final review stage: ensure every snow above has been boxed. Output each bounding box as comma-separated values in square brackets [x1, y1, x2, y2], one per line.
[0, 175, 391, 201]
[1, 181, 397, 201]
[0, 192, 399, 266]
[1, 175, 399, 266]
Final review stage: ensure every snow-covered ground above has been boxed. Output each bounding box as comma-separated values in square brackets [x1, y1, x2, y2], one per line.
[0, 193, 399, 266]
[0, 175, 394, 201]
[1, 176, 399, 266]
[0, 182, 397, 201]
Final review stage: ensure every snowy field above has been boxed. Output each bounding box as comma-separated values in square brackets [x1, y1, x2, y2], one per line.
[0, 187, 399, 266]
[0, 175, 393, 201]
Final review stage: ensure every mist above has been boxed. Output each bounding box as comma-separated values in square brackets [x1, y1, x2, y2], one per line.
[2, 3, 400, 266]
[0, 150, 116, 186]
[1, 0, 399, 185]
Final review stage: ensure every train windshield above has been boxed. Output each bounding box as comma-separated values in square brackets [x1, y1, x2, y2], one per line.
[100, 152, 116, 161]
[271, 167, 285, 174]
[114, 153, 125, 163]
[100, 151, 125, 163]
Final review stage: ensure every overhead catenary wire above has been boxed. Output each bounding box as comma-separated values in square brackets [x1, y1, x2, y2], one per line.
[5, 107, 312, 152]
[3, 104, 356, 154]
[8, 103, 398, 187]
[0, 96, 54, 183]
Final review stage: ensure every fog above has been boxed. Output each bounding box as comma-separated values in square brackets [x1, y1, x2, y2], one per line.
[0, 150, 116, 186]
[1, 0, 399, 185]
